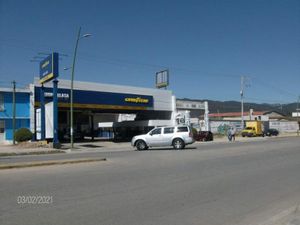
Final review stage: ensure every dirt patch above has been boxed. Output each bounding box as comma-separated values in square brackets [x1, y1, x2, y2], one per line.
[16, 141, 49, 148]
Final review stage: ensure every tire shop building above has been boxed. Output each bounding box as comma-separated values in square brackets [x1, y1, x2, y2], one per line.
[31, 78, 176, 142]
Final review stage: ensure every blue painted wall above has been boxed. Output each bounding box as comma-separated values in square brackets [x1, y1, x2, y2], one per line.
[0, 91, 30, 141]
[0, 92, 30, 118]
[4, 119, 30, 140]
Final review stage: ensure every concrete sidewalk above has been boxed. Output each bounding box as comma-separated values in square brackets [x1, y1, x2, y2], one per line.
[0, 145, 61, 155]
[0, 141, 132, 156]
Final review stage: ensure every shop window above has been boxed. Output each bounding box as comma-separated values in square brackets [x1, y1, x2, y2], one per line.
[58, 111, 68, 124]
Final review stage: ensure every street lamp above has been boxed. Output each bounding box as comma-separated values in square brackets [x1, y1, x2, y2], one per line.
[70, 27, 91, 149]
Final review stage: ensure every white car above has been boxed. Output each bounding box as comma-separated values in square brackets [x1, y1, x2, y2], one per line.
[131, 126, 195, 150]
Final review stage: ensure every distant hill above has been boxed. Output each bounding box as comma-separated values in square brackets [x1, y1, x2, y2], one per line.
[178, 98, 298, 116]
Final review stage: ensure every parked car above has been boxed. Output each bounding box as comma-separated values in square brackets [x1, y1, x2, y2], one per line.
[194, 131, 214, 142]
[131, 126, 195, 150]
[264, 128, 279, 136]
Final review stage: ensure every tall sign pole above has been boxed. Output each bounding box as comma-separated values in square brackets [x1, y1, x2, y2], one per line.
[40, 84, 45, 140]
[39, 52, 59, 147]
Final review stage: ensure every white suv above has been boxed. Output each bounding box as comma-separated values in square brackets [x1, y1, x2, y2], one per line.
[131, 126, 195, 150]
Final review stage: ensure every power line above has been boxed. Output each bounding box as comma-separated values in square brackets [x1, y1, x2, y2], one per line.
[1, 37, 242, 78]
[74, 52, 242, 78]
[252, 77, 297, 98]
[1, 37, 298, 101]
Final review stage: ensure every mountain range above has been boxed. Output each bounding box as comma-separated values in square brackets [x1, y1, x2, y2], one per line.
[179, 98, 298, 117]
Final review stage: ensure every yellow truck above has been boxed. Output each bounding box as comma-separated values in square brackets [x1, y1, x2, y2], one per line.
[241, 121, 264, 137]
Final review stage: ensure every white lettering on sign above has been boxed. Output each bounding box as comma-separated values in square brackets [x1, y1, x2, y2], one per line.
[44, 92, 69, 99]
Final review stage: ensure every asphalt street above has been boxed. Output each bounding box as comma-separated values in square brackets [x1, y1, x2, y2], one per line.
[0, 137, 300, 225]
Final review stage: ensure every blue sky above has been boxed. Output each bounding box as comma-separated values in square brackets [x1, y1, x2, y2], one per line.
[0, 0, 299, 103]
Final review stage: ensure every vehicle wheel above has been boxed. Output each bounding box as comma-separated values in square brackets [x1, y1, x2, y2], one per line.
[136, 140, 147, 151]
[173, 138, 185, 150]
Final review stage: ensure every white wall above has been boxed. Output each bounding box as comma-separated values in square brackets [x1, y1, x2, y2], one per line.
[269, 121, 299, 132]
[210, 121, 243, 134]
[45, 102, 53, 139]
[93, 114, 119, 128]
[210, 121, 299, 134]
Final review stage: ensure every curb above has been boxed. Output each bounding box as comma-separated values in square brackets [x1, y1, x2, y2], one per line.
[0, 150, 65, 157]
[0, 157, 107, 170]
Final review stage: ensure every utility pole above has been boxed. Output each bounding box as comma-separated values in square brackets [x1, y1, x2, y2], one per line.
[297, 96, 300, 136]
[240, 76, 244, 129]
[12, 81, 16, 145]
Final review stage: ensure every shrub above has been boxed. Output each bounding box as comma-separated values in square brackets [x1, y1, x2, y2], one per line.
[192, 127, 198, 139]
[14, 128, 33, 143]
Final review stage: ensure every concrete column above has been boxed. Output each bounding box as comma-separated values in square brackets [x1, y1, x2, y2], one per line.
[171, 96, 177, 126]
[204, 101, 210, 131]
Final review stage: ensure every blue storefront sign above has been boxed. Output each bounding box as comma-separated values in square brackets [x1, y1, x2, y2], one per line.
[39, 53, 59, 84]
[34, 87, 154, 110]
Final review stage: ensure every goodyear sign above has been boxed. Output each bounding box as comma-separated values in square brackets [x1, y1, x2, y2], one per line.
[124, 97, 149, 104]
[34, 87, 154, 110]
[39, 52, 59, 84]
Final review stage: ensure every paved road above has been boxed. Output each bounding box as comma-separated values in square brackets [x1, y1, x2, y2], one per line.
[0, 137, 300, 225]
